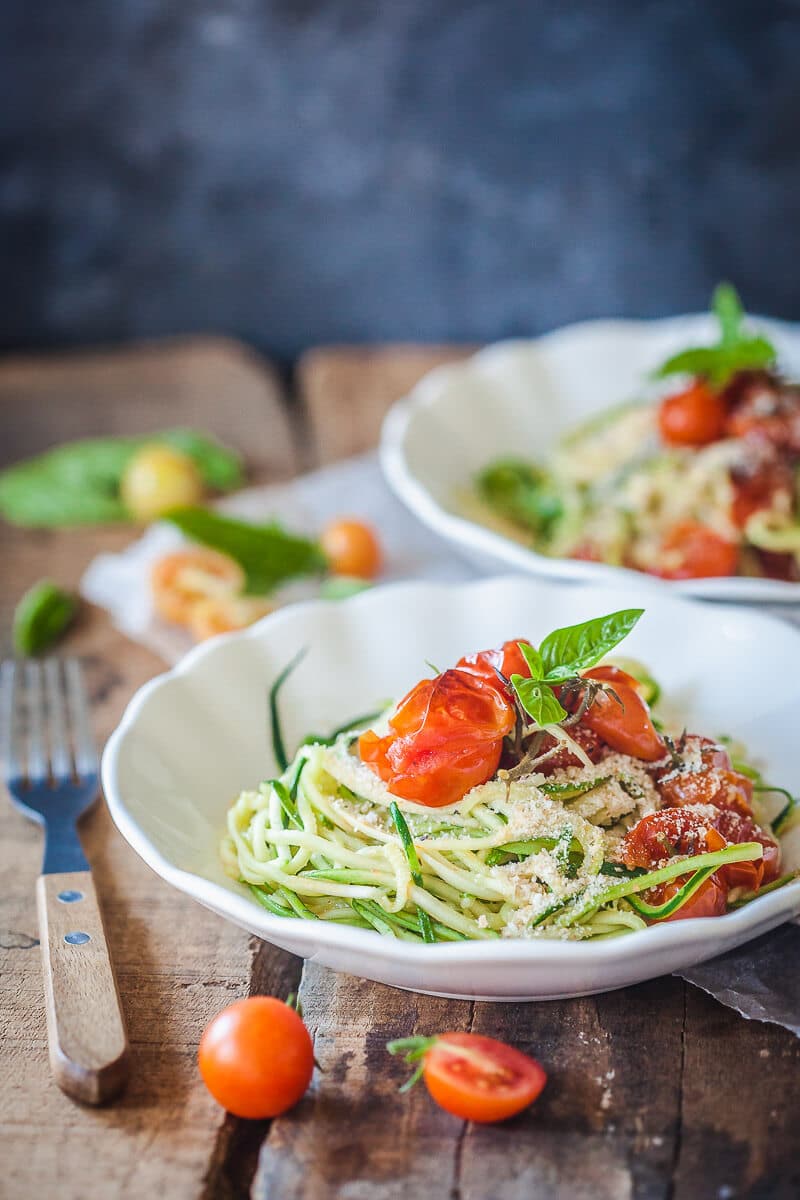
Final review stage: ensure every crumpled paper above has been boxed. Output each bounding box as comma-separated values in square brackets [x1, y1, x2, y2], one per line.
[81, 451, 799, 1036]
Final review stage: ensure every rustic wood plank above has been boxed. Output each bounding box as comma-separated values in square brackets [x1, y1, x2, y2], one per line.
[0, 338, 300, 1199]
[0, 336, 295, 478]
[672, 987, 800, 1199]
[297, 344, 474, 466]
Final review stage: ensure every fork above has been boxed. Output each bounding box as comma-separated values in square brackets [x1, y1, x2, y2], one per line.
[1, 658, 129, 1104]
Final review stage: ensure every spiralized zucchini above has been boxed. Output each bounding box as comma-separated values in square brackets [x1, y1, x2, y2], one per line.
[221, 742, 770, 943]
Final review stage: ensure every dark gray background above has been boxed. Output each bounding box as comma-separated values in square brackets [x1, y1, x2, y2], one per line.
[1, 0, 798, 361]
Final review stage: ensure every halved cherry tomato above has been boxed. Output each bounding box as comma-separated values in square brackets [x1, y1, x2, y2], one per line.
[187, 595, 272, 641]
[655, 522, 739, 580]
[456, 639, 534, 688]
[658, 381, 727, 447]
[198, 996, 314, 1119]
[421, 1033, 546, 1123]
[150, 549, 245, 626]
[359, 669, 515, 807]
[656, 736, 753, 816]
[569, 665, 665, 762]
[320, 518, 382, 579]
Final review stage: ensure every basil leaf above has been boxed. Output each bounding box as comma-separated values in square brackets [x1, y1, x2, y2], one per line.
[476, 459, 563, 534]
[653, 347, 721, 381]
[713, 282, 743, 345]
[510, 676, 567, 727]
[166, 506, 326, 594]
[518, 640, 543, 679]
[539, 608, 643, 681]
[13, 580, 77, 655]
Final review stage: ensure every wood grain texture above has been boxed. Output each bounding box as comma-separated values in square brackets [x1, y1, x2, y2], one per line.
[36, 870, 129, 1105]
[0, 338, 298, 1199]
[297, 344, 475, 466]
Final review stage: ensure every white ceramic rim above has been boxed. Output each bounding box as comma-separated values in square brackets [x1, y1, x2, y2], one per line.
[380, 319, 800, 603]
[102, 577, 800, 970]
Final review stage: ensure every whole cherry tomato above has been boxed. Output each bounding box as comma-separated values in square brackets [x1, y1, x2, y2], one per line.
[536, 722, 606, 775]
[730, 456, 794, 529]
[198, 996, 314, 1119]
[569, 665, 665, 761]
[658, 381, 727, 446]
[621, 807, 717, 869]
[655, 522, 739, 580]
[359, 669, 515, 807]
[417, 1033, 547, 1123]
[320, 518, 382, 579]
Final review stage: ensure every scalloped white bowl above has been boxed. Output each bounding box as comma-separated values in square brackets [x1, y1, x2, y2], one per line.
[381, 314, 800, 603]
[102, 578, 800, 1000]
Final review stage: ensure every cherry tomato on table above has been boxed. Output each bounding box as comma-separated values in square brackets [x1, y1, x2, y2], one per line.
[390, 1032, 547, 1123]
[150, 549, 245, 626]
[320, 517, 382, 579]
[359, 669, 515, 807]
[565, 665, 665, 762]
[654, 521, 739, 580]
[658, 381, 727, 447]
[198, 996, 314, 1119]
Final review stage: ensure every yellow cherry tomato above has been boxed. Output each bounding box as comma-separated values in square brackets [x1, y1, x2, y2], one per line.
[121, 443, 205, 521]
[188, 595, 273, 641]
[320, 518, 382, 580]
[150, 549, 244, 626]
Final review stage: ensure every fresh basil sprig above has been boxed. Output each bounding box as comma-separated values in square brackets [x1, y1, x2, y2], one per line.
[165, 507, 327, 594]
[509, 608, 643, 728]
[654, 283, 776, 387]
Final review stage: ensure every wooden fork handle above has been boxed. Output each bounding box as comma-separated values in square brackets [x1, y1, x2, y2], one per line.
[36, 871, 129, 1104]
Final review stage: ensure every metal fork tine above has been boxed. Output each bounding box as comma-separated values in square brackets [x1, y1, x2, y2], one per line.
[25, 661, 48, 781]
[44, 659, 72, 779]
[0, 660, 21, 778]
[64, 659, 97, 777]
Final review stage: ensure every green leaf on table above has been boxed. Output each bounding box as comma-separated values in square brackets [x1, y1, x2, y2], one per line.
[539, 609, 643, 682]
[0, 430, 244, 527]
[165, 507, 326, 594]
[13, 580, 77, 655]
[509, 676, 567, 727]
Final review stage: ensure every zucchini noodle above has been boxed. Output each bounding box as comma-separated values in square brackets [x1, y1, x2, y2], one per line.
[221, 738, 777, 943]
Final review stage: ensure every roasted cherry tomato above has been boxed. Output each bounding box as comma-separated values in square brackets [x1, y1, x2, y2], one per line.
[712, 808, 781, 888]
[656, 736, 753, 816]
[420, 1033, 547, 1123]
[730, 455, 794, 529]
[359, 669, 515, 807]
[536, 722, 606, 775]
[320, 518, 382, 579]
[653, 873, 729, 921]
[569, 665, 665, 762]
[658, 381, 727, 447]
[456, 639, 534, 688]
[198, 997, 314, 1119]
[654, 522, 739, 580]
[621, 807, 717, 869]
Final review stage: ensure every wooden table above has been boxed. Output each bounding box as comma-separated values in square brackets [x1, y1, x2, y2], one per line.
[1, 339, 799, 1200]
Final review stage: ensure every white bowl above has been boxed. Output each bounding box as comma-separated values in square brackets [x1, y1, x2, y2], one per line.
[102, 577, 800, 1000]
[381, 315, 800, 603]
